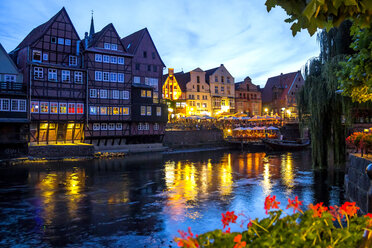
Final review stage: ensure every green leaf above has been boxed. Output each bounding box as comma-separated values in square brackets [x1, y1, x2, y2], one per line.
[344, 0, 358, 6]
[303, 0, 317, 20]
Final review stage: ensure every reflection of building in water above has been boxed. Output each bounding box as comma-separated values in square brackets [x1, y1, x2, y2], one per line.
[219, 153, 233, 196]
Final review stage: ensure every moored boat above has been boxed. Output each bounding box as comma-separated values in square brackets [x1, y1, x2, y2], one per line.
[262, 138, 310, 151]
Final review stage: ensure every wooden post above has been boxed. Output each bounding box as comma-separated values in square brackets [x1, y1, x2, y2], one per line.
[366, 164, 372, 213]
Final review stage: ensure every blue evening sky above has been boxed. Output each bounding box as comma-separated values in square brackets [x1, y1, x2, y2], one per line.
[0, 0, 319, 86]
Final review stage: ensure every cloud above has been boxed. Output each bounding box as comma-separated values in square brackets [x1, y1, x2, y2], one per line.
[0, 0, 319, 87]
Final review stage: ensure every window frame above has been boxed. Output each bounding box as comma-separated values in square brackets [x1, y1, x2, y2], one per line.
[50, 102, 58, 114]
[68, 103, 75, 114]
[59, 103, 67, 114]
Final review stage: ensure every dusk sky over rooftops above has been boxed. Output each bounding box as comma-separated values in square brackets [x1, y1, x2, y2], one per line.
[0, 0, 319, 86]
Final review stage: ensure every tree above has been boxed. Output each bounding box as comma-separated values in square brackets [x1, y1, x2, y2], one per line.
[265, 0, 371, 36]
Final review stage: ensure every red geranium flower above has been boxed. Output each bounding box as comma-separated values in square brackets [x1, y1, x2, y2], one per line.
[286, 196, 303, 213]
[221, 211, 238, 229]
[309, 202, 328, 218]
[340, 202, 359, 217]
[264, 195, 280, 214]
[233, 234, 246, 248]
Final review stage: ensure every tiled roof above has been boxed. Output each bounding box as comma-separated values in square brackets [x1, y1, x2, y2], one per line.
[261, 71, 299, 103]
[121, 28, 166, 67]
[83, 23, 129, 54]
[14, 7, 79, 51]
[204, 67, 219, 84]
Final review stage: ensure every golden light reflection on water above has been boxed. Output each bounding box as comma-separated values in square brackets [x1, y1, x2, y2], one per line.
[281, 153, 294, 195]
[66, 170, 85, 219]
[219, 154, 233, 196]
[38, 173, 57, 225]
[262, 162, 272, 195]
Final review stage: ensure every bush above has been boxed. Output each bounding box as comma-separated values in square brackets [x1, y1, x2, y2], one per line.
[175, 195, 372, 247]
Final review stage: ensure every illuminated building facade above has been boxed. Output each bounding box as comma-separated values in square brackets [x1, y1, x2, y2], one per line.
[162, 68, 187, 117]
[262, 71, 304, 118]
[205, 64, 235, 116]
[82, 21, 133, 146]
[11, 8, 86, 144]
[235, 76, 262, 115]
[0, 43, 28, 158]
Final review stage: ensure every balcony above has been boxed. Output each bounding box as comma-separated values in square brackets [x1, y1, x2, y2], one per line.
[0, 82, 26, 94]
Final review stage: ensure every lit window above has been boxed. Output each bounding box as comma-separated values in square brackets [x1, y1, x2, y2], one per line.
[58, 38, 64, 45]
[65, 39, 71, 46]
[48, 69, 57, 81]
[4, 75, 16, 82]
[100, 107, 107, 115]
[111, 44, 117, 50]
[118, 73, 124, 83]
[40, 102, 49, 113]
[103, 72, 109, 82]
[146, 106, 151, 116]
[108, 123, 115, 130]
[144, 123, 149, 130]
[154, 123, 159, 130]
[68, 103, 75, 114]
[156, 107, 161, 116]
[147, 90, 152, 98]
[93, 123, 100, 130]
[110, 56, 117, 64]
[141, 90, 146, 97]
[103, 55, 110, 63]
[95, 54, 102, 62]
[134, 76, 140, 84]
[118, 57, 124, 64]
[90, 106, 97, 115]
[75, 71, 83, 83]
[104, 43, 110, 49]
[59, 103, 67, 114]
[95, 71, 102, 81]
[101, 123, 108, 130]
[122, 107, 129, 115]
[110, 73, 117, 82]
[122, 91, 129, 100]
[138, 123, 143, 130]
[50, 102, 58, 114]
[116, 123, 122, 130]
[112, 90, 119, 99]
[0, 99, 10, 111]
[69, 56, 77, 66]
[140, 106, 146, 116]
[62, 70, 70, 82]
[100, 89, 107, 99]
[113, 107, 119, 115]
[34, 67, 43, 79]
[32, 50, 41, 62]
[43, 53, 48, 61]
[90, 89, 97, 98]
[77, 103, 84, 114]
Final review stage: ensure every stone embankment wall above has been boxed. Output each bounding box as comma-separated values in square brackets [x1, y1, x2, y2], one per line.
[344, 154, 371, 213]
[29, 144, 95, 159]
[163, 129, 225, 148]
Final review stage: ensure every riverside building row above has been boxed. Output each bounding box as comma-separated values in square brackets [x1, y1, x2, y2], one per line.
[6, 7, 167, 146]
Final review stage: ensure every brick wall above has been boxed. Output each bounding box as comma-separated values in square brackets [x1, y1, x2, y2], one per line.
[163, 130, 225, 148]
[29, 144, 94, 159]
[344, 154, 371, 213]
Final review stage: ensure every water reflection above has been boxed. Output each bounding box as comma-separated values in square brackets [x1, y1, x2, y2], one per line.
[0, 150, 345, 247]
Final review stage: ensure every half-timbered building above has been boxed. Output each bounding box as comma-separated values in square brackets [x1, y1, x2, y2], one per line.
[122, 28, 168, 142]
[82, 20, 133, 147]
[11, 7, 86, 144]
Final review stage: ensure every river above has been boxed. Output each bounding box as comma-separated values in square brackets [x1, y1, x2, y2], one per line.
[0, 149, 345, 247]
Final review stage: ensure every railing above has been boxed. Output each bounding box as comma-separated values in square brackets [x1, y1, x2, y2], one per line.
[0, 82, 26, 93]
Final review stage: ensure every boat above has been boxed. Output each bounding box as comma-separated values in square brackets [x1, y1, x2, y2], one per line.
[262, 138, 310, 151]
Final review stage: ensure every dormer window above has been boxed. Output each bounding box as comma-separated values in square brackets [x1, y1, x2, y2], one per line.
[69, 55, 77, 66]
[111, 44, 117, 50]
[32, 50, 41, 62]
[104, 43, 110, 49]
